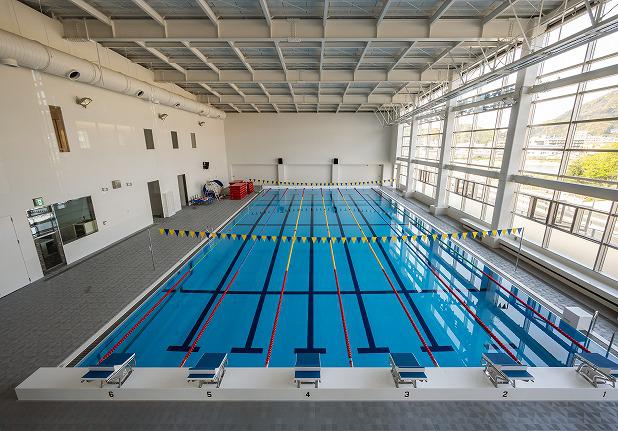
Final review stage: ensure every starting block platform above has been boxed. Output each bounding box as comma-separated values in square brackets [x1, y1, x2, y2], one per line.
[16, 367, 617, 401]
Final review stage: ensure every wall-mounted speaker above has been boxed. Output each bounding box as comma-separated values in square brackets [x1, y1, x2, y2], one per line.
[333, 158, 339, 165]
[277, 157, 283, 165]
[203, 161, 210, 169]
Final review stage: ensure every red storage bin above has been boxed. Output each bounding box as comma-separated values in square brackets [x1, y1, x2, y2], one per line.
[229, 182, 247, 200]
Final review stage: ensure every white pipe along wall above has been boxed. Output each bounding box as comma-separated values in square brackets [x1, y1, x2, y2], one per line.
[0, 28, 225, 120]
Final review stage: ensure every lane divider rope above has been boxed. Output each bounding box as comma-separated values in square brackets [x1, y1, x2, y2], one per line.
[179, 189, 290, 367]
[336, 189, 439, 367]
[249, 178, 395, 187]
[320, 188, 354, 367]
[371, 189, 590, 353]
[358, 188, 520, 363]
[159, 227, 523, 244]
[96, 189, 268, 364]
[265, 189, 306, 367]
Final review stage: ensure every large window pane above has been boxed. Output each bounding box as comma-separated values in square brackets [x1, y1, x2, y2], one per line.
[601, 247, 618, 279]
[548, 228, 598, 269]
[531, 96, 576, 124]
[577, 88, 618, 121]
[54, 196, 98, 244]
[522, 150, 562, 175]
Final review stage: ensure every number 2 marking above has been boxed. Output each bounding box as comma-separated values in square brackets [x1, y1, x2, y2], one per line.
[502, 391, 508, 398]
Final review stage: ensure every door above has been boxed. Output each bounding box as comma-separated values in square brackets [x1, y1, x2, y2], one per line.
[177, 174, 188, 207]
[0, 216, 30, 297]
[148, 180, 164, 218]
[26, 206, 66, 274]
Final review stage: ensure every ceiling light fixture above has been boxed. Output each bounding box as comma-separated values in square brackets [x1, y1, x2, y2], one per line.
[158, 113, 168, 120]
[198, 121, 205, 126]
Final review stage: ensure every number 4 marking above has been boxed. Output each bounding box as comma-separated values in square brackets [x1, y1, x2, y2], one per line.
[305, 392, 311, 397]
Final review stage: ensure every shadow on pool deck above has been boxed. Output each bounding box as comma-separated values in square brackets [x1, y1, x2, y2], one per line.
[0, 193, 617, 430]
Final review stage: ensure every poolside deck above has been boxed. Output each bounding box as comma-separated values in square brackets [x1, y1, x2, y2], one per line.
[2, 193, 618, 430]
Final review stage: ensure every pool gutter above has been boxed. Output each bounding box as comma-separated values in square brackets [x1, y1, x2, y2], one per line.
[59, 190, 263, 368]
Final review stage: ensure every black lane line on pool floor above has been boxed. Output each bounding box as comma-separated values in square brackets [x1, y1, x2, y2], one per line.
[329, 190, 390, 354]
[368, 188, 579, 354]
[364, 189, 522, 359]
[295, 194, 327, 354]
[231, 195, 297, 354]
[346, 190, 453, 353]
[167, 192, 279, 352]
[163, 288, 489, 295]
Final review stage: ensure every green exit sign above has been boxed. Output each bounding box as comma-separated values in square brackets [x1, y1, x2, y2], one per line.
[33, 197, 44, 207]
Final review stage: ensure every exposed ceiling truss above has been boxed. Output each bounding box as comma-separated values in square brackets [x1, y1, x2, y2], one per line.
[21, 0, 581, 114]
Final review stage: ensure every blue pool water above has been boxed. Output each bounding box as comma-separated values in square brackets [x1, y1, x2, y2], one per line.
[77, 187, 612, 368]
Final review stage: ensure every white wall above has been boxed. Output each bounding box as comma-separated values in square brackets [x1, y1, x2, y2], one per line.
[225, 114, 395, 183]
[0, 1, 227, 296]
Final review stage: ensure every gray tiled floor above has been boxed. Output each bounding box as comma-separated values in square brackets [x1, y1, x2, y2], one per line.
[0, 191, 616, 431]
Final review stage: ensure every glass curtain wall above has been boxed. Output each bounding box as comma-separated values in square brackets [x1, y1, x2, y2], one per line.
[513, 3, 618, 279]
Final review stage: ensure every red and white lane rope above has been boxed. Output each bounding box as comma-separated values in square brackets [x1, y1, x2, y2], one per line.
[371, 188, 590, 353]
[320, 188, 354, 367]
[97, 189, 265, 364]
[337, 189, 439, 367]
[179, 189, 290, 367]
[264, 189, 306, 367]
[363, 188, 519, 363]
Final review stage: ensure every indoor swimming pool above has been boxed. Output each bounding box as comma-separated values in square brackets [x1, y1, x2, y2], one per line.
[74, 187, 611, 369]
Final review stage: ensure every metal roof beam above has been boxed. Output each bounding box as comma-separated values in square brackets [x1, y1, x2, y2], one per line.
[182, 42, 220, 74]
[482, 0, 521, 25]
[354, 42, 370, 73]
[388, 42, 416, 72]
[69, 18, 512, 42]
[228, 42, 255, 74]
[229, 83, 246, 99]
[199, 83, 221, 98]
[274, 41, 287, 72]
[259, 0, 272, 28]
[377, 0, 393, 25]
[421, 41, 463, 73]
[135, 42, 186, 74]
[323, 0, 329, 27]
[131, 0, 165, 26]
[68, 0, 112, 26]
[195, 0, 219, 28]
[430, 0, 456, 25]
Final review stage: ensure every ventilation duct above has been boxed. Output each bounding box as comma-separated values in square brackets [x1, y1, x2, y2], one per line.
[0, 29, 225, 119]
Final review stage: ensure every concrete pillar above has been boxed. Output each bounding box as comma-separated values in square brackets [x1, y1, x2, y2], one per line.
[430, 98, 455, 216]
[491, 63, 540, 230]
[404, 118, 419, 198]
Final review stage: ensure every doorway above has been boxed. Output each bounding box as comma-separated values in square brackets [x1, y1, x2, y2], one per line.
[177, 174, 188, 207]
[26, 206, 66, 275]
[147, 180, 164, 218]
[0, 216, 30, 296]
